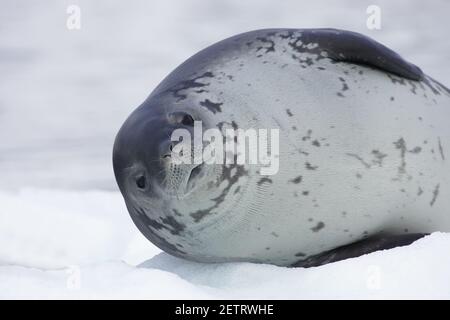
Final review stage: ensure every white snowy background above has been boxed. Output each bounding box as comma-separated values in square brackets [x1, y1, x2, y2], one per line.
[1, 0, 449, 299]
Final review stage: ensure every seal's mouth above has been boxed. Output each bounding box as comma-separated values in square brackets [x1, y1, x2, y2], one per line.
[162, 162, 205, 198]
[186, 162, 204, 190]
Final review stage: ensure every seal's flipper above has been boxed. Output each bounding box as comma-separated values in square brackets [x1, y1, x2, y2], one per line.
[291, 233, 428, 268]
[304, 29, 424, 81]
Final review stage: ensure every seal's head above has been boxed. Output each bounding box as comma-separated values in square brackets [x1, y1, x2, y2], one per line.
[113, 97, 212, 203]
[112, 90, 227, 256]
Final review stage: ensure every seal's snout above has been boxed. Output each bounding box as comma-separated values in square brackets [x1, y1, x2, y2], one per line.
[159, 140, 176, 159]
[159, 137, 204, 198]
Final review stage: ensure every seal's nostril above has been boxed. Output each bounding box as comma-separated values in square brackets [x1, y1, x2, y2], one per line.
[181, 114, 194, 126]
[161, 143, 175, 159]
[168, 112, 195, 126]
[136, 175, 146, 189]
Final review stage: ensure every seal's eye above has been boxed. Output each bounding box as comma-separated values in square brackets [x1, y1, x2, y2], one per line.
[136, 175, 146, 189]
[181, 114, 194, 126]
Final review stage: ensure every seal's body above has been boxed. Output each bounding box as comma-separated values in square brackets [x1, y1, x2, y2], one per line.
[113, 29, 450, 266]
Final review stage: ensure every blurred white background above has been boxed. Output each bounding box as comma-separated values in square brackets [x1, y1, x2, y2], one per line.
[0, 0, 449, 298]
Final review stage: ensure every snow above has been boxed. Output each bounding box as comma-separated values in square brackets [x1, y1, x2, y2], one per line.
[1, 0, 450, 299]
[1, 189, 450, 299]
